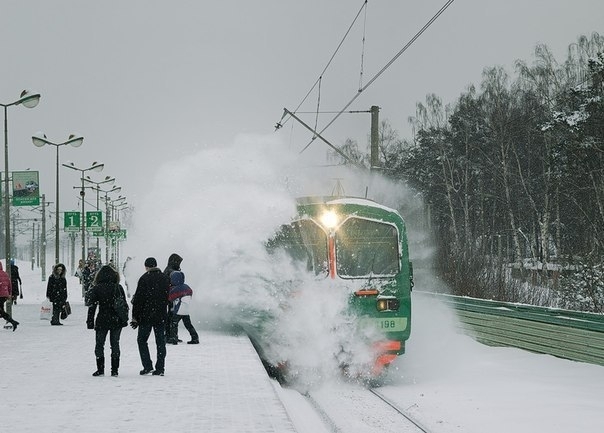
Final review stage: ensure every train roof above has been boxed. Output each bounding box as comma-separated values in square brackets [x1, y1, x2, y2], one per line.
[295, 195, 399, 215]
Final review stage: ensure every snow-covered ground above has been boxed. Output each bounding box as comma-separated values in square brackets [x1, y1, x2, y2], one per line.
[3, 261, 604, 433]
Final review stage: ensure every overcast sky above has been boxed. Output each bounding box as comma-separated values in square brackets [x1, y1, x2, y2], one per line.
[1, 0, 602, 216]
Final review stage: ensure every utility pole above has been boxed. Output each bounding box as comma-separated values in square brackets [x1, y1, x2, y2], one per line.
[70, 232, 76, 276]
[370, 105, 379, 171]
[31, 221, 35, 271]
[41, 194, 47, 281]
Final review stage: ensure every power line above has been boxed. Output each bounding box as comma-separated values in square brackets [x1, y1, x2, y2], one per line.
[299, 0, 456, 154]
[276, 1, 368, 131]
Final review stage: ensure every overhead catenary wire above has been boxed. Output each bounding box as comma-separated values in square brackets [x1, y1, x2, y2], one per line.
[358, 1, 369, 91]
[276, 0, 369, 131]
[298, 0, 456, 154]
[312, 77, 322, 139]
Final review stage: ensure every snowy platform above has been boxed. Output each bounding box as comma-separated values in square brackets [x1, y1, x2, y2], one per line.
[3, 302, 296, 433]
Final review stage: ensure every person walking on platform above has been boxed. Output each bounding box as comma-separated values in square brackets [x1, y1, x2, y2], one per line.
[167, 271, 199, 345]
[86, 265, 129, 377]
[163, 253, 183, 278]
[81, 260, 97, 298]
[46, 263, 68, 326]
[9, 259, 21, 304]
[131, 257, 170, 376]
[0, 262, 18, 331]
[163, 253, 183, 343]
[75, 259, 85, 285]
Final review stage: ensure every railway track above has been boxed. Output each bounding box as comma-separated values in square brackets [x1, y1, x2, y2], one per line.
[303, 384, 432, 433]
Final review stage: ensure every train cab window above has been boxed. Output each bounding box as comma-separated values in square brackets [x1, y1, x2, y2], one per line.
[335, 218, 399, 278]
[266, 220, 328, 276]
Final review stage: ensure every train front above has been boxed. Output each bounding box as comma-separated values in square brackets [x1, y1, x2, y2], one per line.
[270, 196, 413, 380]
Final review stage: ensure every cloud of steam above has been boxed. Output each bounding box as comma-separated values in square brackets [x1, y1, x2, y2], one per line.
[124, 133, 432, 386]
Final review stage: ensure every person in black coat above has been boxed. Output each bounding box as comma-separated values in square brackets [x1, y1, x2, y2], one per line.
[86, 265, 128, 377]
[131, 257, 170, 376]
[9, 260, 21, 303]
[46, 263, 68, 326]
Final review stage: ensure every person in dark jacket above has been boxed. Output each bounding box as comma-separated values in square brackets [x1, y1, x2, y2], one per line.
[81, 260, 97, 298]
[131, 257, 170, 376]
[86, 265, 128, 377]
[163, 253, 183, 278]
[163, 253, 183, 343]
[46, 263, 68, 326]
[168, 271, 199, 345]
[9, 259, 21, 303]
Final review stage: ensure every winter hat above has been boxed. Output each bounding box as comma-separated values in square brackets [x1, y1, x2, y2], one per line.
[144, 257, 157, 268]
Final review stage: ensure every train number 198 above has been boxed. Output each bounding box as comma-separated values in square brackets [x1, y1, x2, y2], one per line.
[380, 320, 397, 329]
[362, 317, 407, 332]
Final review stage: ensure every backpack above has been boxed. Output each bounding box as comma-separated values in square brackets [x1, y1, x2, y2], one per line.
[113, 284, 129, 324]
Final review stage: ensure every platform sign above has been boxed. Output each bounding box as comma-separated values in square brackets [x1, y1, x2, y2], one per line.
[64, 211, 80, 231]
[86, 211, 103, 232]
[108, 229, 127, 240]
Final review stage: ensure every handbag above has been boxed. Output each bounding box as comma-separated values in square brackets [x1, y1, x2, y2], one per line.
[61, 301, 72, 320]
[113, 284, 129, 323]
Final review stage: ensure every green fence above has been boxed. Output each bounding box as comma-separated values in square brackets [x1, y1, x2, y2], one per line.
[418, 291, 604, 366]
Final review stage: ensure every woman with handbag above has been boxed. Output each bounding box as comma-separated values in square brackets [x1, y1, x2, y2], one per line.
[46, 263, 68, 326]
[85, 265, 128, 377]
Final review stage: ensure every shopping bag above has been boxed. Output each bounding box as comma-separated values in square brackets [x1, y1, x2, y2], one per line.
[40, 299, 52, 320]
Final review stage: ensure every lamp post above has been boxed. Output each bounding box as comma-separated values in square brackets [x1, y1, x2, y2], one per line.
[32, 132, 84, 265]
[62, 162, 104, 265]
[98, 185, 121, 263]
[1, 90, 40, 279]
[84, 175, 115, 257]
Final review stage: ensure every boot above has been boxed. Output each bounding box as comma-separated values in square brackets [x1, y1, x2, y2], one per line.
[92, 357, 105, 377]
[111, 356, 120, 377]
[11, 320, 19, 332]
[50, 307, 62, 325]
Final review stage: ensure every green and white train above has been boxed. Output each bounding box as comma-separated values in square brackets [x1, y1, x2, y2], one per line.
[265, 195, 413, 379]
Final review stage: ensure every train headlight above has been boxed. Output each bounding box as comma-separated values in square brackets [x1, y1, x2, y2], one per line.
[320, 210, 338, 228]
[376, 298, 400, 312]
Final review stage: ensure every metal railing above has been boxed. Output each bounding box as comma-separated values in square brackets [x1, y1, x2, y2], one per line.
[417, 291, 604, 366]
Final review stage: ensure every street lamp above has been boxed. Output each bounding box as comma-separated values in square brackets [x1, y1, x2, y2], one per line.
[62, 161, 104, 265]
[84, 175, 115, 257]
[84, 176, 115, 211]
[98, 185, 121, 263]
[32, 132, 84, 265]
[1, 90, 40, 280]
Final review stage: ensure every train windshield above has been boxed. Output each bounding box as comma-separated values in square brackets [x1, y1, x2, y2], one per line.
[268, 220, 328, 276]
[335, 218, 399, 278]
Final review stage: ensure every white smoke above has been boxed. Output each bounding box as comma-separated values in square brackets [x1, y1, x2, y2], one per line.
[124, 133, 430, 387]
